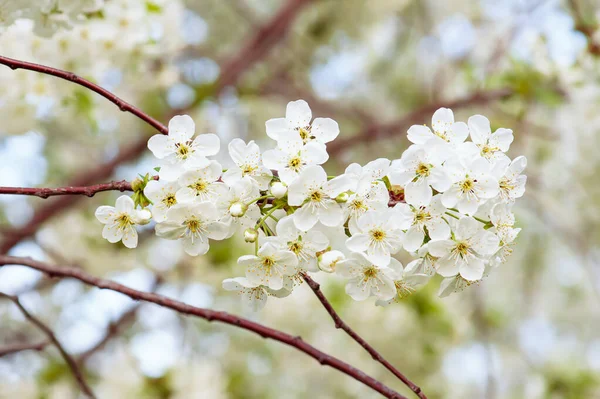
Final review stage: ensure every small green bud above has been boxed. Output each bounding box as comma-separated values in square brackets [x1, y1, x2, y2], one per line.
[335, 192, 349, 203]
[244, 228, 258, 243]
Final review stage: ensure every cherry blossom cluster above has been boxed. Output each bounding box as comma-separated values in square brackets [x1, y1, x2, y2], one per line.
[95, 100, 527, 310]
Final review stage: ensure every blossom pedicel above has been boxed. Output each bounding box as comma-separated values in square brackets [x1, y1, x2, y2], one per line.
[96, 100, 526, 310]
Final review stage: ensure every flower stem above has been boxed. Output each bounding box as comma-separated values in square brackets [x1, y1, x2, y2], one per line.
[245, 195, 271, 206]
[256, 205, 283, 233]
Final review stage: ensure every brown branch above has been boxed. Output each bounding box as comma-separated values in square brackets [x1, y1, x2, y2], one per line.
[302, 274, 426, 399]
[0, 340, 50, 357]
[217, 0, 313, 91]
[0, 55, 168, 134]
[328, 88, 514, 155]
[0, 292, 96, 398]
[0, 255, 407, 399]
[0, 180, 133, 199]
[0, 138, 148, 254]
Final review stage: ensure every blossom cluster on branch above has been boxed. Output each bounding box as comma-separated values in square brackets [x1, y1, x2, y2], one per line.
[95, 100, 527, 310]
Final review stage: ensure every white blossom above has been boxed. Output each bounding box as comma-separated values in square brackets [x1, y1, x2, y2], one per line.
[238, 242, 298, 290]
[263, 138, 329, 185]
[393, 195, 450, 252]
[336, 252, 397, 301]
[287, 165, 352, 231]
[95, 195, 149, 248]
[222, 138, 272, 190]
[468, 114, 514, 162]
[346, 208, 404, 267]
[148, 115, 220, 181]
[176, 160, 226, 203]
[144, 180, 180, 223]
[266, 99, 339, 146]
[155, 202, 229, 256]
[222, 277, 268, 312]
[428, 217, 500, 281]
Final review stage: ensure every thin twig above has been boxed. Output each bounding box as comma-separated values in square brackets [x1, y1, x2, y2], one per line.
[302, 274, 427, 399]
[0, 340, 50, 357]
[0, 255, 407, 399]
[0, 292, 96, 398]
[0, 55, 168, 134]
[0, 180, 133, 199]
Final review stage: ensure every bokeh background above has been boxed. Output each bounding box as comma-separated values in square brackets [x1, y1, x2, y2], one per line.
[0, 0, 599, 398]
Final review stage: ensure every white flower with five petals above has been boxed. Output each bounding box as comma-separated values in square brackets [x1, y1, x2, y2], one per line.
[266, 100, 339, 146]
[222, 277, 268, 312]
[144, 180, 180, 223]
[264, 215, 329, 272]
[407, 107, 469, 149]
[155, 202, 229, 256]
[147, 115, 220, 181]
[287, 165, 353, 231]
[238, 242, 298, 290]
[222, 138, 273, 190]
[336, 252, 397, 301]
[428, 217, 499, 281]
[346, 208, 404, 267]
[388, 144, 451, 206]
[263, 138, 329, 185]
[393, 195, 450, 252]
[95, 196, 150, 249]
[468, 114, 514, 162]
[176, 160, 226, 203]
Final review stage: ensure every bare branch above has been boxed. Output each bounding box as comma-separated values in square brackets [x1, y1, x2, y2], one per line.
[0, 180, 133, 199]
[0, 255, 407, 399]
[302, 274, 427, 399]
[0, 292, 96, 398]
[0, 340, 50, 357]
[0, 55, 168, 134]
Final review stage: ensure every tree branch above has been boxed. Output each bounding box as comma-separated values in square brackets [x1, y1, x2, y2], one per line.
[328, 88, 514, 155]
[0, 255, 407, 399]
[0, 180, 133, 199]
[0, 340, 50, 357]
[0, 55, 168, 135]
[302, 274, 427, 399]
[0, 138, 148, 254]
[568, 0, 600, 56]
[0, 292, 96, 398]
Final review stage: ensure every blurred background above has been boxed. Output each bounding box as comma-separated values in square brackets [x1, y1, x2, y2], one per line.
[0, 0, 599, 398]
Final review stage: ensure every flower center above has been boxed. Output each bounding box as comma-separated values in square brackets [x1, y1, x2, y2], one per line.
[162, 194, 177, 207]
[116, 213, 133, 230]
[480, 145, 500, 158]
[288, 156, 302, 171]
[349, 199, 368, 211]
[414, 209, 431, 223]
[175, 142, 192, 159]
[242, 164, 257, 175]
[297, 126, 313, 143]
[363, 266, 378, 279]
[310, 190, 322, 202]
[262, 256, 275, 269]
[455, 242, 470, 257]
[370, 229, 386, 242]
[416, 163, 431, 177]
[193, 180, 208, 193]
[499, 178, 514, 193]
[289, 241, 303, 255]
[460, 178, 475, 194]
[185, 218, 202, 234]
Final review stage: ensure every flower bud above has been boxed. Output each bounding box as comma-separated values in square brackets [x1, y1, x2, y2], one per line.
[229, 202, 247, 217]
[335, 192, 349, 203]
[244, 228, 258, 243]
[318, 250, 345, 273]
[270, 182, 287, 199]
[131, 178, 145, 193]
[136, 209, 152, 225]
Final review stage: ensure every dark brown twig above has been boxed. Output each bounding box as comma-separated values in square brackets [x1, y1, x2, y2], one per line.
[302, 274, 427, 399]
[0, 292, 96, 398]
[0, 255, 407, 399]
[0, 55, 168, 134]
[0, 340, 50, 357]
[0, 180, 133, 199]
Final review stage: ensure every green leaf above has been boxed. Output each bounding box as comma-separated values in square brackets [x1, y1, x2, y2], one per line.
[145, 1, 162, 13]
